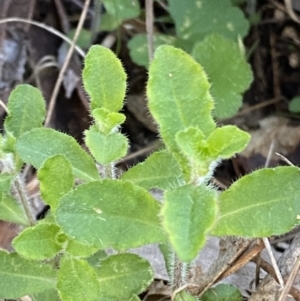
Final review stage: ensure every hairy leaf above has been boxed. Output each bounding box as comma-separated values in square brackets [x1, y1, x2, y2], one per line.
[206, 125, 250, 159]
[96, 253, 153, 301]
[13, 223, 61, 260]
[212, 166, 300, 237]
[121, 150, 185, 189]
[0, 193, 28, 225]
[192, 34, 253, 118]
[4, 84, 46, 138]
[55, 180, 166, 249]
[147, 45, 215, 154]
[38, 155, 74, 211]
[57, 257, 100, 301]
[0, 250, 56, 298]
[16, 128, 100, 182]
[162, 185, 217, 262]
[82, 45, 127, 112]
[85, 128, 128, 164]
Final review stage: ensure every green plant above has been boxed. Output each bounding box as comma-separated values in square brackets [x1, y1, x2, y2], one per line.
[128, 0, 252, 118]
[0, 44, 300, 301]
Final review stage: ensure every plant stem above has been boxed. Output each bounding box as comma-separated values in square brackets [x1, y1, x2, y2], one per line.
[13, 176, 35, 226]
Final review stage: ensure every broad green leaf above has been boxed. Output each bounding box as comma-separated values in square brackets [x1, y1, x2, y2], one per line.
[82, 45, 127, 112]
[65, 238, 98, 258]
[147, 45, 215, 154]
[120, 150, 185, 190]
[0, 193, 28, 226]
[12, 223, 61, 260]
[96, 253, 153, 301]
[0, 250, 56, 298]
[206, 126, 250, 159]
[212, 166, 300, 237]
[162, 185, 217, 262]
[289, 96, 300, 113]
[168, 0, 249, 42]
[55, 180, 166, 250]
[0, 173, 14, 193]
[38, 155, 74, 211]
[85, 128, 128, 164]
[57, 257, 100, 301]
[128, 34, 176, 68]
[32, 289, 60, 301]
[101, 13, 120, 31]
[16, 128, 100, 182]
[102, 0, 140, 23]
[192, 34, 253, 118]
[4, 84, 46, 139]
[201, 284, 242, 301]
[92, 108, 126, 134]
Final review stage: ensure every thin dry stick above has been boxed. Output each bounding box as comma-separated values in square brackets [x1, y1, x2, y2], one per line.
[276, 152, 295, 166]
[284, 0, 300, 23]
[263, 142, 285, 288]
[44, 0, 91, 127]
[0, 17, 85, 57]
[263, 141, 285, 289]
[0, 99, 9, 113]
[278, 255, 300, 301]
[145, 0, 154, 62]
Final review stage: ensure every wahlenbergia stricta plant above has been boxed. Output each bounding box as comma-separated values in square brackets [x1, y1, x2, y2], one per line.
[0, 45, 300, 301]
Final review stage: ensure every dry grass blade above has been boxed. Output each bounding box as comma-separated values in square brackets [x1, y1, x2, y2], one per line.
[0, 17, 85, 57]
[44, 0, 91, 127]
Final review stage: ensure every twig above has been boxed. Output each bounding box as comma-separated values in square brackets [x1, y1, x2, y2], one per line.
[0, 18, 85, 57]
[44, 0, 91, 127]
[278, 255, 300, 301]
[263, 141, 285, 289]
[284, 0, 300, 23]
[146, 0, 154, 62]
[0, 99, 9, 113]
[275, 152, 295, 166]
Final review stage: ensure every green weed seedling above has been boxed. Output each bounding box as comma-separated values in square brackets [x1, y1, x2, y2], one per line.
[0, 44, 300, 301]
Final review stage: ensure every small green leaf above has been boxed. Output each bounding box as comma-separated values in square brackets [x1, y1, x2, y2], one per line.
[68, 28, 92, 49]
[4, 84, 46, 138]
[16, 128, 100, 182]
[147, 45, 215, 154]
[65, 238, 98, 258]
[0, 250, 56, 298]
[176, 127, 207, 160]
[162, 185, 217, 262]
[92, 108, 126, 134]
[12, 223, 61, 260]
[102, 0, 140, 23]
[85, 128, 128, 164]
[212, 166, 300, 237]
[0, 173, 14, 193]
[128, 34, 176, 68]
[206, 125, 250, 159]
[38, 155, 74, 211]
[82, 45, 127, 112]
[201, 284, 242, 301]
[121, 150, 185, 190]
[289, 96, 300, 113]
[96, 253, 153, 301]
[55, 180, 166, 250]
[169, 0, 249, 42]
[57, 256, 100, 301]
[0, 193, 28, 226]
[32, 289, 60, 301]
[192, 34, 253, 118]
